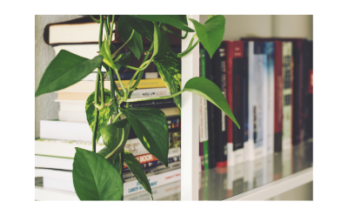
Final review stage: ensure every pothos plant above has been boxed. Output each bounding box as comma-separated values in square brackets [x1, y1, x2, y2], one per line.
[35, 15, 240, 200]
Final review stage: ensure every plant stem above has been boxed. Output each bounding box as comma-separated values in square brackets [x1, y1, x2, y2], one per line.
[92, 68, 101, 153]
[177, 40, 199, 58]
[89, 15, 100, 23]
[112, 30, 134, 59]
[128, 43, 154, 91]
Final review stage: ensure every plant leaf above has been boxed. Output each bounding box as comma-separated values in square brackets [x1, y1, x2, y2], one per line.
[97, 147, 122, 173]
[100, 119, 131, 152]
[124, 150, 153, 199]
[120, 15, 154, 41]
[189, 15, 225, 59]
[117, 16, 143, 59]
[120, 107, 169, 166]
[154, 55, 181, 110]
[183, 77, 240, 129]
[73, 148, 123, 200]
[154, 28, 170, 60]
[85, 89, 113, 142]
[35, 50, 103, 97]
[131, 15, 194, 32]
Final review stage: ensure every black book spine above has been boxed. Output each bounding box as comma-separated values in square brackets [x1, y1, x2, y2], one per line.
[243, 42, 249, 148]
[213, 44, 228, 167]
[305, 41, 313, 141]
[120, 98, 175, 109]
[203, 47, 216, 169]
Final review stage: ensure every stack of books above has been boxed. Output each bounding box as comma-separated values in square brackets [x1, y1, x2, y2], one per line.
[198, 38, 313, 170]
[35, 16, 183, 197]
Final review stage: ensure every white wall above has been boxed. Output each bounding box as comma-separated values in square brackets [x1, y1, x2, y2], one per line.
[200, 15, 313, 40]
[35, 15, 81, 138]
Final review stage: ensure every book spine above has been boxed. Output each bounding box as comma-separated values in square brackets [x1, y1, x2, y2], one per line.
[242, 41, 249, 163]
[306, 41, 313, 141]
[232, 41, 245, 165]
[200, 48, 210, 170]
[261, 42, 268, 159]
[59, 79, 166, 93]
[124, 168, 181, 196]
[123, 156, 181, 173]
[302, 40, 312, 143]
[265, 42, 275, 155]
[123, 159, 181, 182]
[224, 41, 234, 167]
[247, 41, 255, 161]
[282, 42, 293, 151]
[292, 41, 304, 146]
[213, 44, 228, 167]
[120, 98, 175, 109]
[250, 42, 265, 160]
[274, 41, 283, 153]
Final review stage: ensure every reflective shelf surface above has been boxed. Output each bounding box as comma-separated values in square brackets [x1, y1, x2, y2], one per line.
[35, 141, 312, 201]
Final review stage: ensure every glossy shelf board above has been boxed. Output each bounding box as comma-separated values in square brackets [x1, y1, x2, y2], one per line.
[198, 141, 313, 200]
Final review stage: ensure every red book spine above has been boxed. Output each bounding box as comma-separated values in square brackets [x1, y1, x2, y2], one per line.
[273, 41, 283, 152]
[224, 41, 234, 145]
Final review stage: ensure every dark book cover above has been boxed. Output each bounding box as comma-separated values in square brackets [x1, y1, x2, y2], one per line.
[120, 98, 175, 109]
[274, 41, 283, 152]
[212, 43, 228, 167]
[232, 41, 247, 153]
[304, 41, 313, 142]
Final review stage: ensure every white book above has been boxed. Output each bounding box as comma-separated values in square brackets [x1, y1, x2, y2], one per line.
[247, 41, 265, 161]
[58, 110, 87, 122]
[282, 42, 293, 151]
[266, 42, 275, 156]
[35, 168, 181, 197]
[124, 181, 181, 201]
[49, 23, 114, 45]
[58, 101, 85, 112]
[35, 147, 181, 170]
[40, 120, 102, 143]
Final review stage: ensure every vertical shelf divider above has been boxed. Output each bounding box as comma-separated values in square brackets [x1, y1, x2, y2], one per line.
[181, 15, 200, 201]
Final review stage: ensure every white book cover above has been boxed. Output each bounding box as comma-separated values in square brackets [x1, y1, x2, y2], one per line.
[247, 41, 265, 161]
[282, 42, 293, 151]
[124, 181, 181, 201]
[58, 101, 85, 112]
[265, 42, 275, 156]
[35, 147, 181, 170]
[49, 23, 114, 44]
[36, 168, 181, 197]
[58, 111, 87, 122]
[40, 120, 102, 143]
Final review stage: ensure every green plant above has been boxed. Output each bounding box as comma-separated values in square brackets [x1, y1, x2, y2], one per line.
[35, 15, 239, 200]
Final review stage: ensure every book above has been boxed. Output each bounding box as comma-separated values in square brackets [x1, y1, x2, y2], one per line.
[265, 42, 275, 155]
[40, 115, 180, 143]
[35, 149, 180, 171]
[58, 79, 166, 93]
[273, 41, 283, 153]
[44, 16, 117, 45]
[247, 41, 266, 161]
[305, 41, 313, 142]
[53, 43, 162, 74]
[212, 44, 228, 167]
[56, 87, 171, 104]
[222, 40, 234, 167]
[232, 41, 247, 165]
[35, 168, 181, 196]
[44, 16, 181, 46]
[120, 98, 175, 109]
[82, 71, 159, 81]
[282, 42, 293, 151]
[199, 48, 209, 170]
[58, 107, 179, 122]
[124, 180, 181, 201]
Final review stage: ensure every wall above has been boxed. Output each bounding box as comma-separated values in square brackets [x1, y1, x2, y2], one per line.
[200, 15, 313, 40]
[35, 15, 81, 138]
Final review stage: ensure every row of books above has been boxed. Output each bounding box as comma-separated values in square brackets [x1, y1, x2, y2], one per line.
[35, 16, 183, 197]
[198, 38, 313, 170]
